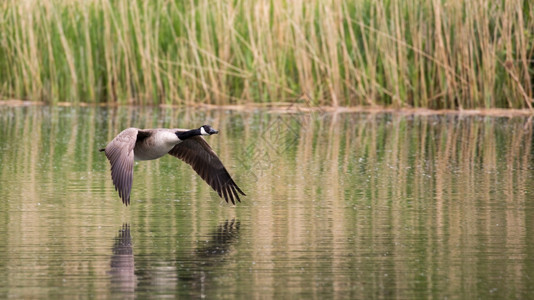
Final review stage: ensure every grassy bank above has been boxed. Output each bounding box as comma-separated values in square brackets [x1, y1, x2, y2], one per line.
[1, 0, 533, 108]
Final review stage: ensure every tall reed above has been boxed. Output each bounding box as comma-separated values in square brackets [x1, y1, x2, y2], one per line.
[1, 0, 533, 108]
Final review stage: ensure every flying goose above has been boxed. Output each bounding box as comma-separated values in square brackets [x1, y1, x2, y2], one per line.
[100, 125, 245, 205]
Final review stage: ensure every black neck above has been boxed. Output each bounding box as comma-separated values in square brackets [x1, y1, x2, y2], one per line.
[176, 129, 201, 140]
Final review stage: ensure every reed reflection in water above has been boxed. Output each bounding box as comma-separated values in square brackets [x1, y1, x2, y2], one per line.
[0, 106, 533, 298]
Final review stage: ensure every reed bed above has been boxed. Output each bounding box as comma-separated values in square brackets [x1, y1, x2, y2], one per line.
[1, 0, 533, 108]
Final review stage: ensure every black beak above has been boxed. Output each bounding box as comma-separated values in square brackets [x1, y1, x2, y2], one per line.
[209, 128, 219, 135]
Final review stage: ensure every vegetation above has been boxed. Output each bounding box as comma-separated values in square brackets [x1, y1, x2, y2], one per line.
[1, 0, 533, 108]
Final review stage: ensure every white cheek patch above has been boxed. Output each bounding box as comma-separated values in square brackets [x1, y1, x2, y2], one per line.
[200, 127, 208, 135]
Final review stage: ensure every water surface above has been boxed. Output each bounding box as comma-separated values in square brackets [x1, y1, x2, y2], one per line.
[0, 106, 533, 298]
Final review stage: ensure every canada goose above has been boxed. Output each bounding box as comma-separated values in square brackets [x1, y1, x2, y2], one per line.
[100, 125, 245, 205]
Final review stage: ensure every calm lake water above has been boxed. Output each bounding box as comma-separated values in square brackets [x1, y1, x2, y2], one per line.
[0, 105, 533, 298]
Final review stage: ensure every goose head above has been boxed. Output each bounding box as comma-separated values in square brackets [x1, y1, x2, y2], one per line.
[200, 125, 219, 136]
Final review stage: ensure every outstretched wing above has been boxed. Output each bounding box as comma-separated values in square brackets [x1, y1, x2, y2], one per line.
[168, 135, 245, 204]
[102, 128, 139, 205]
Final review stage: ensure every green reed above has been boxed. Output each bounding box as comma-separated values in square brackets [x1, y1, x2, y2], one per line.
[1, 0, 533, 108]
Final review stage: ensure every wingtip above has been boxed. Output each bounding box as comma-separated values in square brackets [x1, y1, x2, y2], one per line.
[233, 181, 246, 196]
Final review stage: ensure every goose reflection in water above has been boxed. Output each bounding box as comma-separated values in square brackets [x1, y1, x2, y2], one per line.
[109, 224, 137, 295]
[109, 220, 241, 296]
[182, 219, 241, 280]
